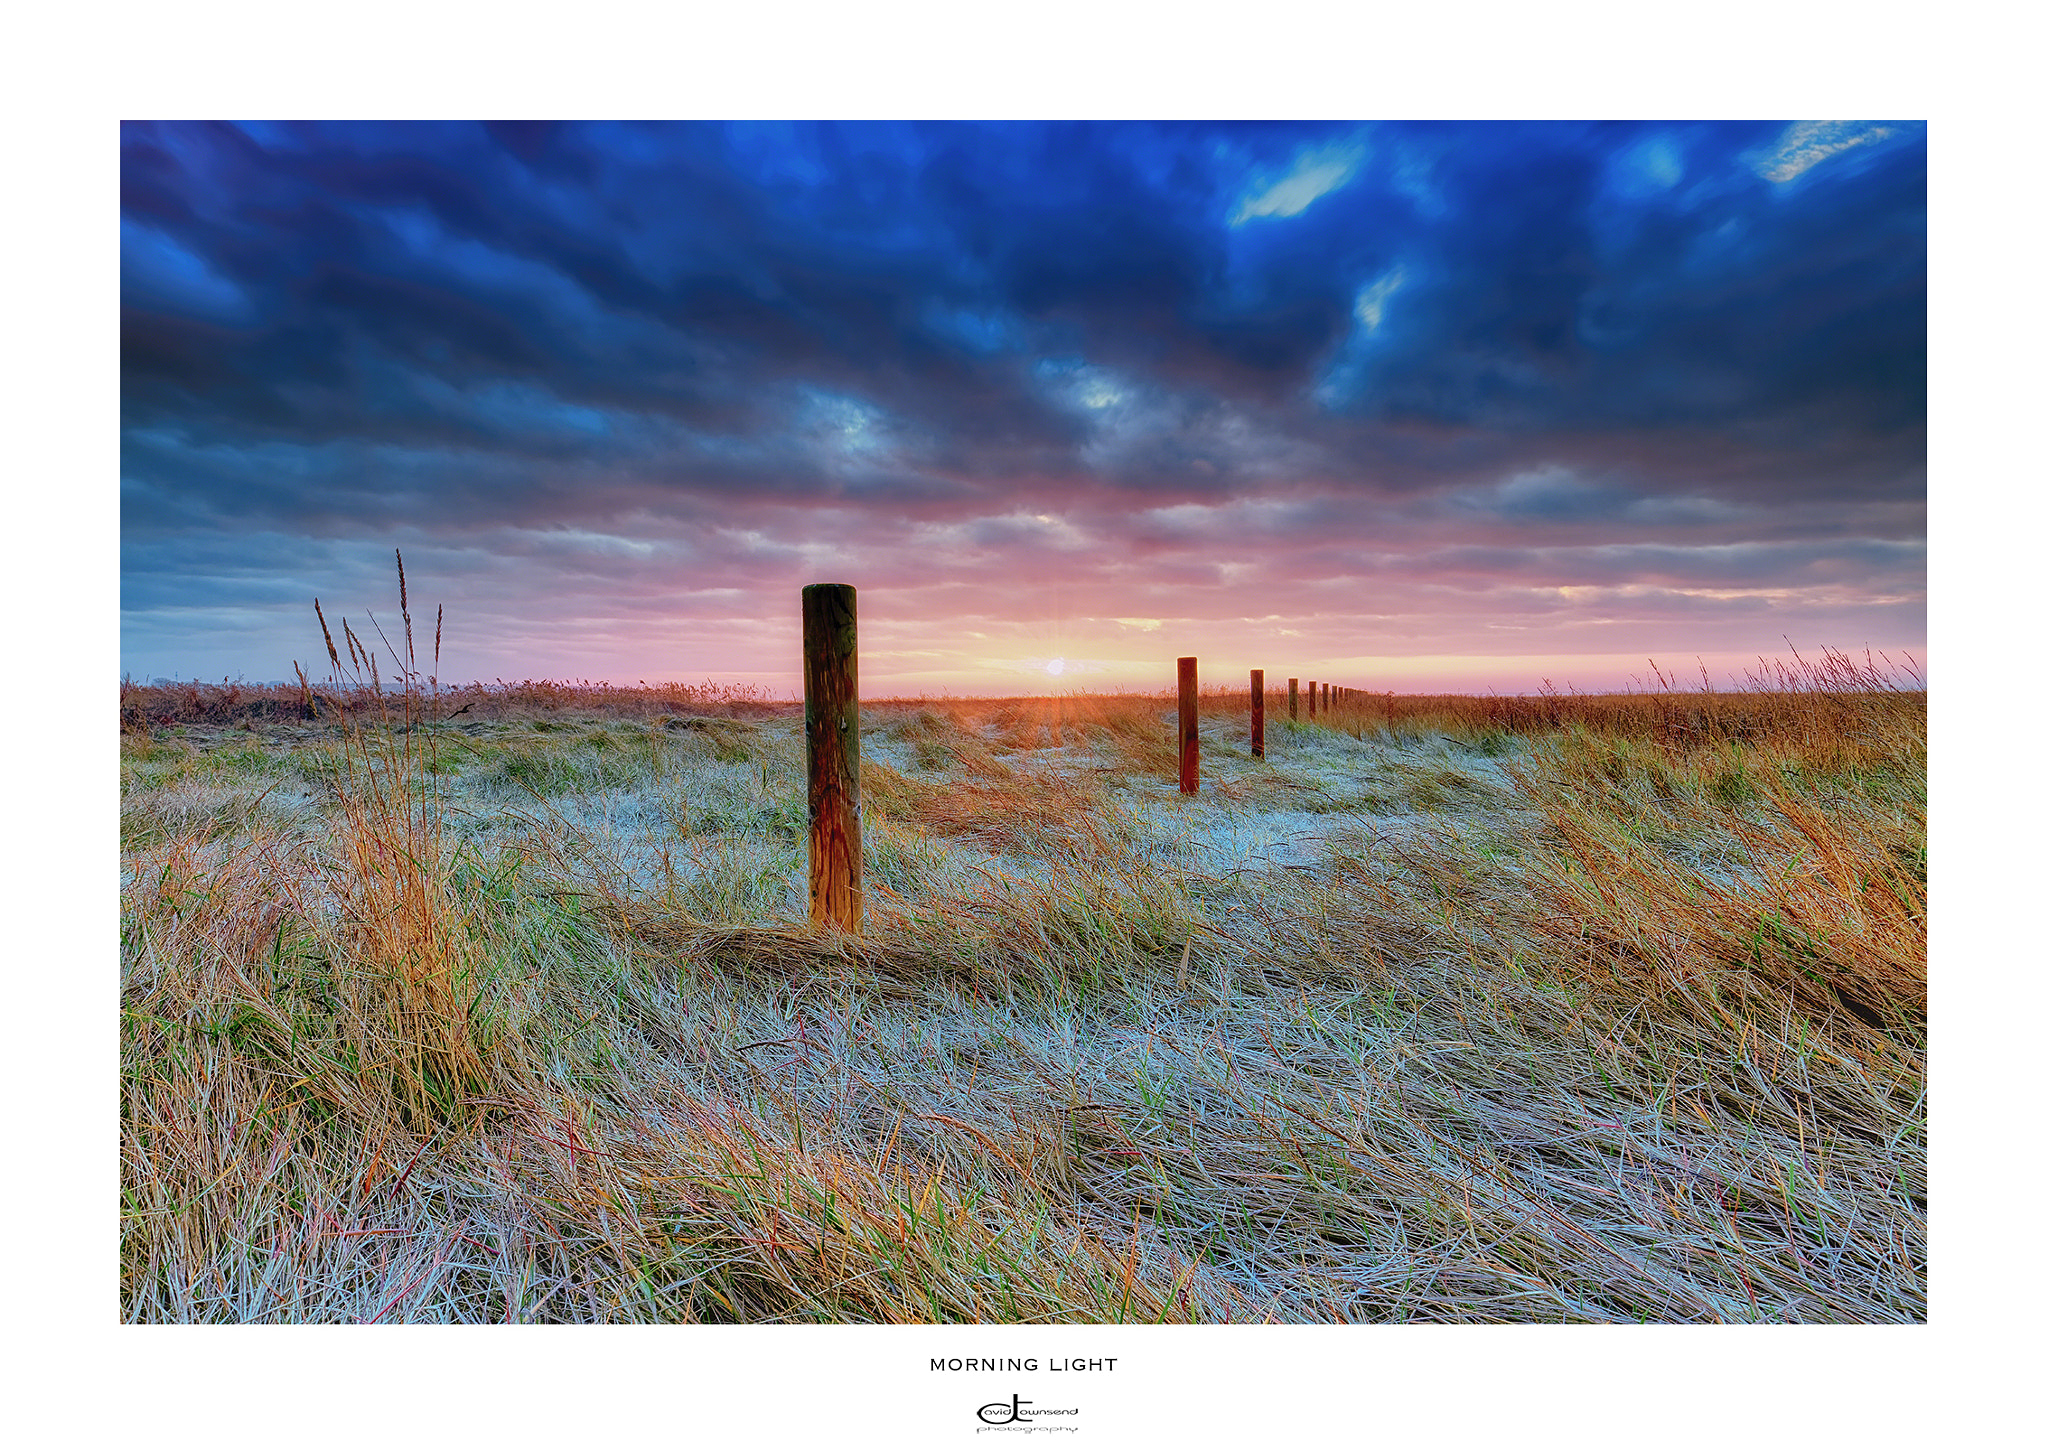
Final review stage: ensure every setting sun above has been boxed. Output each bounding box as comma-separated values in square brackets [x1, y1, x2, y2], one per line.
[1045, 657, 1066, 676]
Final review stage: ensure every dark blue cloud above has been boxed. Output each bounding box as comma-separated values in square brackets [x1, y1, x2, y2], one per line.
[120, 119, 1924, 686]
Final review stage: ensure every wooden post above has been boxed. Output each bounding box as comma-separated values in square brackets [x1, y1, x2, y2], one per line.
[1250, 669, 1265, 759]
[1288, 677, 1299, 721]
[1307, 679, 1316, 719]
[802, 583, 861, 933]
[1177, 657, 1199, 794]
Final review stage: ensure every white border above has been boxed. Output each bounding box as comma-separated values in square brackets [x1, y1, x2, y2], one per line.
[16, 3, 2031, 1439]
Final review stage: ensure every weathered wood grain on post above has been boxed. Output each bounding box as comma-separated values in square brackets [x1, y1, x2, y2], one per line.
[1307, 679, 1316, 719]
[1177, 656, 1199, 794]
[1288, 677, 1299, 721]
[802, 583, 861, 933]
[1250, 668, 1265, 759]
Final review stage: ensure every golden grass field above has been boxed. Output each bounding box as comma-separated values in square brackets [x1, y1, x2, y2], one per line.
[119, 634, 1924, 1323]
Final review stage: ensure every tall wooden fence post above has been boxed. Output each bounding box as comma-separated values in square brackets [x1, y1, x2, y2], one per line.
[1177, 657, 1199, 793]
[1307, 679, 1317, 719]
[1288, 677, 1299, 721]
[1250, 668, 1265, 759]
[802, 583, 861, 933]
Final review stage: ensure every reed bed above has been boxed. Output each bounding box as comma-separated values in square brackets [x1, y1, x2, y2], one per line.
[121, 602, 1924, 1323]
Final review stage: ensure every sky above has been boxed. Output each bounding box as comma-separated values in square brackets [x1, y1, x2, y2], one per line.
[120, 119, 1925, 696]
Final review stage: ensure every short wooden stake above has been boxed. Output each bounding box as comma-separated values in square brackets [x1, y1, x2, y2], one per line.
[1177, 656, 1199, 793]
[1250, 669, 1265, 759]
[802, 582, 861, 933]
[1288, 677, 1299, 721]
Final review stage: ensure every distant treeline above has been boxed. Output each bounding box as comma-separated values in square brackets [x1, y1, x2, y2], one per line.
[122, 645, 1920, 755]
[119, 676, 785, 729]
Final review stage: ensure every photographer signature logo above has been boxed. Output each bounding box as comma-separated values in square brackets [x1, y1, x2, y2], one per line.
[976, 1394, 1080, 1428]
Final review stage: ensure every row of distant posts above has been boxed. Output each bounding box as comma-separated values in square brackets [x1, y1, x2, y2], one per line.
[1176, 659, 1370, 794]
[798, 583, 1371, 933]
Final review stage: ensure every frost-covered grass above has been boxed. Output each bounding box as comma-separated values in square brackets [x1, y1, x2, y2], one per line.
[120, 668, 1924, 1323]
